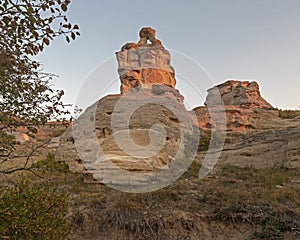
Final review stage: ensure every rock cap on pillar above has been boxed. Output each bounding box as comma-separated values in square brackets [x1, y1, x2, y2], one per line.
[115, 27, 178, 97]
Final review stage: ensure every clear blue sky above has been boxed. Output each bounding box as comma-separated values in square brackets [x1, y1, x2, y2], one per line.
[37, 0, 300, 111]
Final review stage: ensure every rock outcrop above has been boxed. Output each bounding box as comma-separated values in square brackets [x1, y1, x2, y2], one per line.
[56, 92, 197, 187]
[194, 80, 300, 169]
[56, 28, 197, 187]
[56, 29, 300, 186]
[196, 126, 300, 170]
[116, 27, 177, 94]
[195, 80, 279, 131]
[205, 80, 273, 108]
[222, 127, 300, 169]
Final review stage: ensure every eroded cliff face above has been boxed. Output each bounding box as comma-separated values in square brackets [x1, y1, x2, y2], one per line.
[56, 94, 191, 177]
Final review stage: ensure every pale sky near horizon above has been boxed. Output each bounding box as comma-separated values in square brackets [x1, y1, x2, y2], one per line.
[36, 0, 300, 111]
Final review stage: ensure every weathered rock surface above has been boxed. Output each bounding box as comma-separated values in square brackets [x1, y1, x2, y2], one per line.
[56, 91, 196, 185]
[56, 28, 187, 181]
[57, 27, 300, 184]
[116, 27, 177, 94]
[194, 80, 279, 131]
[197, 126, 300, 169]
[56, 28, 199, 186]
[205, 80, 273, 108]
[194, 80, 300, 169]
[195, 106, 281, 131]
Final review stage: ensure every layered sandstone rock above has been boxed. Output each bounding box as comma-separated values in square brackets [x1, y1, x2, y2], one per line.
[194, 80, 300, 169]
[194, 80, 279, 131]
[197, 126, 300, 169]
[56, 28, 300, 185]
[56, 28, 198, 186]
[116, 27, 177, 94]
[57, 78, 300, 183]
[56, 93, 197, 185]
[205, 80, 273, 108]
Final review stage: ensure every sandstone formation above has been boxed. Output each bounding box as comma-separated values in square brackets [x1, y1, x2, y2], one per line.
[205, 80, 273, 108]
[194, 80, 300, 169]
[56, 28, 198, 187]
[56, 28, 300, 187]
[57, 77, 300, 182]
[223, 127, 300, 169]
[116, 27, 177, 94]
[196, 126, 300, 170]
[194, 80, 279, 131]
[56, 93, 196, 186]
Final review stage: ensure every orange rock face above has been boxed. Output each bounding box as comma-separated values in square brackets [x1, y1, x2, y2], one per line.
[205, 80, 273, 108]
[116, 27, 176, 94]
[194, 80, 278, 131]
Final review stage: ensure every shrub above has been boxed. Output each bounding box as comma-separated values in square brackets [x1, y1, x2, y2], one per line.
[278, 109, 300, 119]
[198, 130, 211, 152]
[51, 128, 67, 137]
[32, 153, 69, 173]
[0, 179, 69, 240]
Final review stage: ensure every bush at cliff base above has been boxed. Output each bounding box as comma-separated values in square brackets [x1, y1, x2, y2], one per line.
[0, 180, 69, 240]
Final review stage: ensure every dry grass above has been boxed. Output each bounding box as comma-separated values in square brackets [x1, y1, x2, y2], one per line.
[3, 156, 300, 240]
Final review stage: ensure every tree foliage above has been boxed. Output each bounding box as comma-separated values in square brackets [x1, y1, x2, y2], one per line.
[0, 0, 79, 156]
[0, 179, 69, 239]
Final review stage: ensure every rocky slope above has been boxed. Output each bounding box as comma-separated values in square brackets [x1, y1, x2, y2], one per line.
[57, 78, 300, 179]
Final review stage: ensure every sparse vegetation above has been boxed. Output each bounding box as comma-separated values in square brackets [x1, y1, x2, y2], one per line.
[197, 130, 229, 152]
[32, 153, 69, 173]
[198, 130, 211, 152]
[205, 166, 300, 239]
[1, 142, 299, 240]
[51, 128, 67, 137]
[278, 109, 300, 119]
[65, 163, 300, 239]
[2, 143, 299, 239]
